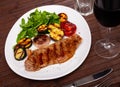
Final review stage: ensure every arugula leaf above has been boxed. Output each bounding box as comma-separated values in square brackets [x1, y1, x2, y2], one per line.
[21, 18, 25, 25]
[26, 28, 38, 38]
[16, 30, 27, 42]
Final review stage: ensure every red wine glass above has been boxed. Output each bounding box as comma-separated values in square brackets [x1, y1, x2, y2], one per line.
[94, 0, 120, 59]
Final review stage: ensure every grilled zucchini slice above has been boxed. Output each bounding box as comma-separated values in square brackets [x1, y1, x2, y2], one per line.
[14, 48, 26, 60]
[48, 25, 64, 41]
[58, 13, 68, 22]
[18, 38, 32, 48]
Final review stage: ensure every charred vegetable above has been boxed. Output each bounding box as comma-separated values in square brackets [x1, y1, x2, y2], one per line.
[53, 23, 60, 28]
[48, 25, 64, 41]
[14, 44, 22, 51]
[37, 24, 48, 32]
[14, 48, 26, 60]
[18, 38, 32, 48]
[13, 38, 32, 61]
[37, 24, 49, 34]
[58, 13, 68, 22]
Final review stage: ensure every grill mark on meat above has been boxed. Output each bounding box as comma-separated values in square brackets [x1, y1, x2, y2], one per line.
[52, 44, 58, 64]
[34, 52, 42, 70]
[48, 46, 53, 64]
[49, 44, 58, 64]
[53, 44, 57, 58]
[60, 42, 64, 57]
[52, 43, 60, 64]
[54, 42, 61, 58]
[39, 53, 43, 65]
[57, 41, 68, 63]
[47, 47, 55, 65]
[65, 38, 75, 59]
[25, 34, 82, 71]
[54, 43, 58, 58]
[47, 48, 50, 64]
[40, 48, 49, 67]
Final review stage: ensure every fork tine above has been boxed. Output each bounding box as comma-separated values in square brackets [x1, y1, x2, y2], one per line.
[97, 78, 112, 87]
[102, 80, 111, 87]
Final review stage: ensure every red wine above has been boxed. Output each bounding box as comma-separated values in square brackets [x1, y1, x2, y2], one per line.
[94, 0, 120, 27]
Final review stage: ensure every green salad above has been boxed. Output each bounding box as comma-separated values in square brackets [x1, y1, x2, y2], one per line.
[17, 9, 60, 42]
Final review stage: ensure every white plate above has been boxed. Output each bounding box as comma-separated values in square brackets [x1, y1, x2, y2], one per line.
[4, 5, 91, 80]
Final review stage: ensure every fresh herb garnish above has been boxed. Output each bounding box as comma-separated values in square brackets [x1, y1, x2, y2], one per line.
[16, 9, 60, 42]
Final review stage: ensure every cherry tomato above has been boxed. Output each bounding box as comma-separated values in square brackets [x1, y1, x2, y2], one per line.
[61, 21, 76, 36]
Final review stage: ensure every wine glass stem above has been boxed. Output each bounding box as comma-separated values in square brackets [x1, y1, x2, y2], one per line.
[104, 27, 112, 49]
[106, 27, 111, 43]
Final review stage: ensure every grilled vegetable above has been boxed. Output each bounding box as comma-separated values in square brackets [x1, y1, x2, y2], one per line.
[48, 25, 64, 41]
[18, 38, 32, 48]
[61, 21, 76, 36]
[14, 44, 22, 51]
[60, 18, 67, 22]
[14, 48, 26, 60]
[53, 23, 60, 28]
[58, 13, 68, 22]
[58, 13, 68, 19]
[13, 38, 32, 61]
[37, 24, 47, 32]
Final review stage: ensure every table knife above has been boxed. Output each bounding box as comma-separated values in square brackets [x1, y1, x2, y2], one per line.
[63, 68, 113, 87]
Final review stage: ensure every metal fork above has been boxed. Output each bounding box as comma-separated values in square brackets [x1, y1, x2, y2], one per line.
[94, 77, 112, 87]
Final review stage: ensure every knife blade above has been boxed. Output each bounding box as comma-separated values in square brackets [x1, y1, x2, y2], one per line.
[63, 68, 113, 87]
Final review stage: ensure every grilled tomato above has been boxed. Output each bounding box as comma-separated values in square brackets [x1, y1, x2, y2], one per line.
[61, 21, 76, 36]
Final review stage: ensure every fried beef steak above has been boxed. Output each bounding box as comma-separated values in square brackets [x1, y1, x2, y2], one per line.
[25, 34, 82, 71]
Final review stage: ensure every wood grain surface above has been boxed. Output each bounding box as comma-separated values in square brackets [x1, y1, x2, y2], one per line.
[0, 0, 120, 87]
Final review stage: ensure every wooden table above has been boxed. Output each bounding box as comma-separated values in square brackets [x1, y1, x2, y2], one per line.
[0, 0, 120, 87]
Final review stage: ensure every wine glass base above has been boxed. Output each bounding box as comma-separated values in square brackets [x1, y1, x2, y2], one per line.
[94, 39, 120, 59]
